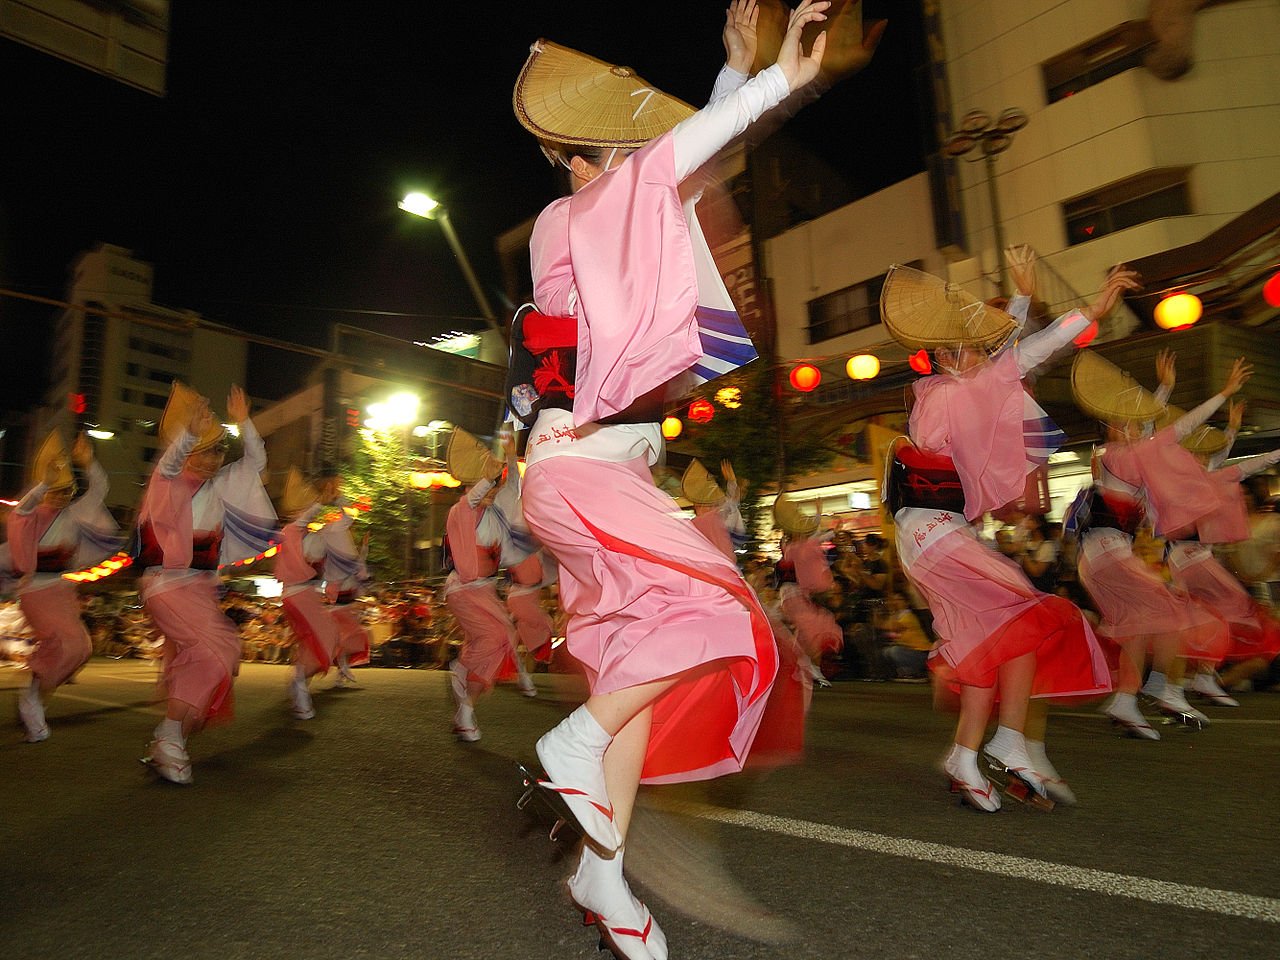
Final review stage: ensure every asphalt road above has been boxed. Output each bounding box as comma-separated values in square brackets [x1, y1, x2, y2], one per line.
[2, 659, 1277, 960]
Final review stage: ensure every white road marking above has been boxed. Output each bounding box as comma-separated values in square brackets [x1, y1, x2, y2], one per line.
[645, 798, 1280, 924]
[1057, 711, 1280, 726]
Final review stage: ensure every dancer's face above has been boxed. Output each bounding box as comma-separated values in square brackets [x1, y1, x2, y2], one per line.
[185, 447, 226, 480]
[937, 345, 985, 374]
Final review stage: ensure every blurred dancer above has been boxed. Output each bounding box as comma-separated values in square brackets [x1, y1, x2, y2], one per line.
[274, 468, 343, 719]
[1154, 371, 1280, 705]
[442, 428, 518, 741]
[316, 475, 372, 688]
[683, 459, 746, 562]
[8, 431, 116, 742]
[510, 4, 871, 956]
[1074, 353, 1246, 731]
[491, 429, 553, 690]
[774, 494, 841, 687]
[882, 247, 1126, 810]
[137, 384, 276, 784]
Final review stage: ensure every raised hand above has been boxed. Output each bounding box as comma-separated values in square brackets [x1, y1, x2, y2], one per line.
[226, 385, 250, 423]
[1005, 243, 1037, 298]
[723, 0, 760, 74]
[187, 396, 215, 437]
[815, 0, 887, 82]
[1155, 348, 1176, 391]
[775, 0, 831, 92]
[1227, 399, 1245, 433]
[1221, 357, 1253, 398]
[1084, 265, 1142, 322]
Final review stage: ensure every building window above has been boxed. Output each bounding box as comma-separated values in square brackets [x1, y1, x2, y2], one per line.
[1063, 168, 1191, 246]
[806, 263, 922, 345]
[143, 392, 168, 409]
[1043, 21, 1155, 104]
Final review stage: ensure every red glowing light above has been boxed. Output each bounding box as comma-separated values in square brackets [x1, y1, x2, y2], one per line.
[789, 363, 821, 392]
[688, 399, 715, 424]
[1264, 271, 1280, 309]
[908, 350, 933, 375]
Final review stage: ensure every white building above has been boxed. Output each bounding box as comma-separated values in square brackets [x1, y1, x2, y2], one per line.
[759, 0, 1280, 523]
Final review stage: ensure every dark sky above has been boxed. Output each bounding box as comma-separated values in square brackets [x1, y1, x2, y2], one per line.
[0, 0, 928, 408]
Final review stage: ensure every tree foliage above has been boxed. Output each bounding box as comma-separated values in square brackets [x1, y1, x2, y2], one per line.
[342, 428, 413, 581]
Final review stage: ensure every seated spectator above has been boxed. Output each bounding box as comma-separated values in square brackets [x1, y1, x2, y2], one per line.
[877, 592, 933, 680]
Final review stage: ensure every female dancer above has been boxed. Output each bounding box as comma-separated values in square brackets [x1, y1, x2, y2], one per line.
[137, 383, 276, 784]
[8, 431, 116, 742]
[883, 248, 1126, 810]
[317, 475, 372, 688]
[442, 429, 519, 741]
[513, 3, 861, 955]
[275, 468, 343, 719]
[1077, 355, 1248, 730]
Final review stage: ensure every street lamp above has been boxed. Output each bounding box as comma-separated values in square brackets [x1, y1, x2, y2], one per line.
[943, 107, 1029, 297]
[399, 191, 503, 339]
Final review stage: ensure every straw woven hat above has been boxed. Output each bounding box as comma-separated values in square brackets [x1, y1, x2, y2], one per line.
[681, 460, 725, 506]
[513, 39, 695, 150]
[773, 492, 819, 537]
[879, 264, 1018, 352]
[282, 467, 320, 517]
[159, 381, 226, 453]
[1153, 406, 1230, 456]
[651, 465, 684, 499]
[1070, 351, 1165, 424]
[447, 427, 501, 486]
[32, 429, 74, 491]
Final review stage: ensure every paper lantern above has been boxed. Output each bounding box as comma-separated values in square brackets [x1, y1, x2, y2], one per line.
[789, 363, 821, 392]
[1264, 271, 1280, 309]
[908, 349, 933, 375]
[661, 416, 683, 440]
[846, 354, 880, 380]
[688, 398, 715, 424]
[1154, 292, 1202, 330]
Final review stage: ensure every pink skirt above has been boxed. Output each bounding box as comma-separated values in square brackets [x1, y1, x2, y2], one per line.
[1079, 546, 1229, 662]
[746, 608, 808, 768]
[506, 585, 553, 654]
[282, 590, 340, 677]
[19, 581, 92, 688]
[780, 590, 843, 659]
[522, 455, 777, 785]
[144, 578, 240, 728]
[910, 531, 1109, 698]
[446, 583, 518, 692]
[331, 606, 371, 665]
[1171, 556, 1280, 662]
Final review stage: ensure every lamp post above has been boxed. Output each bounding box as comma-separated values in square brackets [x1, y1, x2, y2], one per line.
[943, 108, 1029, 297]
[398, 192, 504, 340]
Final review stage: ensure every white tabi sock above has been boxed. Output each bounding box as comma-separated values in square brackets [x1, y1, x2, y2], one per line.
[985, 725, 1025, 758]
[155, 718, 185, 745]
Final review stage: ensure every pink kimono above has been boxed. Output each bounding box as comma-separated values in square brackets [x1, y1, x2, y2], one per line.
[895, 305, 1110, 697]
[492, 472, 553, 658]
[321, 508, 371, 666]
[521, 129, 778, 785]
[444, 482, 518, 694]
[8, 461, 115, 688]
[275, 508, 340, 677]
[138, 421, 276, 728]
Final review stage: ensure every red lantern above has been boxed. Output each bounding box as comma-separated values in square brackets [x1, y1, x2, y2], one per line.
[789, 363, 821, 392]
[688, 398, 715, 424]
[1264, 271, 1280, 309]
[908, 350, 932, 375]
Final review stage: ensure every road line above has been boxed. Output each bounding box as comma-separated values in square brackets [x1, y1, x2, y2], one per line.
[645, 798, 1280, 924]
[53, 692, 154, 713]
[1057, 711, 1280, 726]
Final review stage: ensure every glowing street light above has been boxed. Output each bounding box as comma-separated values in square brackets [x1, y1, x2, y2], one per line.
[398, 190, 502, 338]
[1154, 292, 1203, 330]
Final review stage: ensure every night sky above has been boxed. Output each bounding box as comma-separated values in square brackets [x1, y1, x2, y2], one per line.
[0, 0, 928, 409]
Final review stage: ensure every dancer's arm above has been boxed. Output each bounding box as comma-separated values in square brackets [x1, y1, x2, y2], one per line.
[1171, 358, 1252, 439]
[465, 478, 495, 509]
[672, 0, 830, 179]
[1015, 265, 1141, 374]
[1206, 400, 1243, 470]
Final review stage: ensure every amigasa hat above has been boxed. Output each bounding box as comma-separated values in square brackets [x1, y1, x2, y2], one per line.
[32, 429, 75, 491]
[681, 460, 725, 506]
[446, 427, 501, 486]
[772, 491, 820, 537]
[513, 39, 695, 151]
[879, 264, 1019, 352]
[1153, 405, 1231, 456]
[1070, 351, 1165, 425]
[282, 466, 321, 517]
[159, 381, 226, 453]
